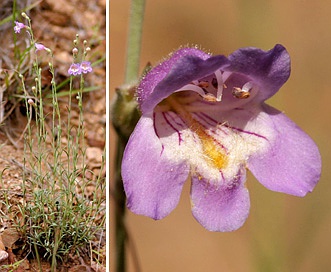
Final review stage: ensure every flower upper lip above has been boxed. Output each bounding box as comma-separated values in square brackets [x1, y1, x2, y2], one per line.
[138, 44, 290, 115]
[138, 53, 230, 114]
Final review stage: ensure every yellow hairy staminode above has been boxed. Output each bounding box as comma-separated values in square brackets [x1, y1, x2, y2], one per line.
[165, 95, 227, 170]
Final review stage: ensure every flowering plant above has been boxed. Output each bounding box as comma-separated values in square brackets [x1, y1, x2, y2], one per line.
[121, 45, 321, 231]
[68, 61, 92, 76]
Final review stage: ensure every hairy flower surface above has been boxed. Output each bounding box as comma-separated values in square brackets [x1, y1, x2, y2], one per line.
[122, 45, 321, 232]
[14, 21, 26, 33]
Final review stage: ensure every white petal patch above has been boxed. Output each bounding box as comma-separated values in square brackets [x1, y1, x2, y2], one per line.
[153, 105, 274, 185]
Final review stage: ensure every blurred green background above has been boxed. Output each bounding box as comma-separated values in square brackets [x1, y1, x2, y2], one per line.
[110, 0, 331, 271]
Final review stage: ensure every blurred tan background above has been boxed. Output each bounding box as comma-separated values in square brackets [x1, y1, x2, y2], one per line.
[110, 0, 331, 271]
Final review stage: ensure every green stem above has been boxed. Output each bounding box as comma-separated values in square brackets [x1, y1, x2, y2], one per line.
[115, 1, 145, 271]
[125, 0, 146, 83]
[115, 137, 128, 272]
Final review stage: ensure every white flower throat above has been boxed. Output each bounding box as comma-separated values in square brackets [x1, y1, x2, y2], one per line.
[154, 70, 266, 182]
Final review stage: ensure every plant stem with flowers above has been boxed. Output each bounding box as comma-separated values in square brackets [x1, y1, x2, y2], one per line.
[11, 12, 104, 271]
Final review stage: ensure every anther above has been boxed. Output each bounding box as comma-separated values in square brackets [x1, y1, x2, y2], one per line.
[203, 94, 218, 102]
[198, 81, 209, 88]
[232, 82, 253, 99]
[232, 87, 250, 99]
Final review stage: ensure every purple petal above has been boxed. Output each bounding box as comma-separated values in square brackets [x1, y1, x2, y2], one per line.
[122, 115, 189, 219]
[190, 168, 250, 232]
[248, 104, 321, 196]
[138, 48, 209, 104]
[227, 44, 290, 102]
[35, 43, 46, 52]
[138, 48, 229, 114]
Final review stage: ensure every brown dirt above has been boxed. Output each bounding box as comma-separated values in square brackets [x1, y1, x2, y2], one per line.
[0, 0, 106, 271]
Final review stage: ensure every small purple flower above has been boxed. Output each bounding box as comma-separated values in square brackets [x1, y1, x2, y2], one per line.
[35, 43, 49, 52]
[80, 61, 93, 74]
[68, 63, 82, 76]
[122, 45, 321, 232]
[14, 21, 26, 34]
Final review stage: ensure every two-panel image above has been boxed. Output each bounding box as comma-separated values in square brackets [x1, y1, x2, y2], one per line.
[1, 0, 330, 271]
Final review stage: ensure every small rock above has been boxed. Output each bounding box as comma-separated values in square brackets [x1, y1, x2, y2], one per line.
[86, 147, 103, 165]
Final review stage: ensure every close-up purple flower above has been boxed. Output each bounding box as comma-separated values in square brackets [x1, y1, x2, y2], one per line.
[14, 21, 26, 34]
[121, 45, 322, 232]
[68, 63, 82, 76]
[80, 61, 93, 74]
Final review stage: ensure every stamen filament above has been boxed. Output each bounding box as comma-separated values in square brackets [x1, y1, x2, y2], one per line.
[176, 84, 206, 97]
[214, 69, 224, 101]
[242, 81, 253, 92]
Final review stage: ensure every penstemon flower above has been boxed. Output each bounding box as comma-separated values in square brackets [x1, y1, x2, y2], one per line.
[68, 63, 82, 76]
[68, 62, 92, 76]
[14, 21, 27, 34]
[121, 45, 321, 232]
[35, 43, 50, 52]
[80, 61, 93, 74]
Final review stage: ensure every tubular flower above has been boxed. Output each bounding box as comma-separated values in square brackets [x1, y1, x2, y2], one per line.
[122, 45, 321, 232]
[14, 21, 26, 33]
[68, 63, 82, 76]
[80, 61, 93, 74]
[35, 43, 50, 52]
